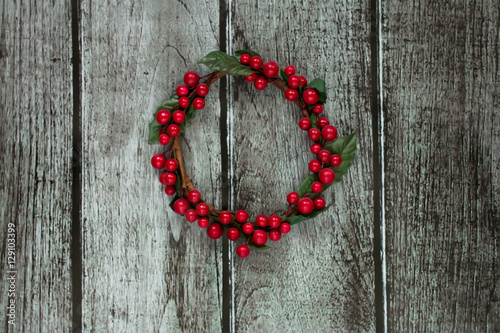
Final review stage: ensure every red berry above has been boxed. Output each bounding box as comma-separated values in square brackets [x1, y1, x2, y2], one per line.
[322, 125, 338, 141]
[254, 77, 268, 90]
[240, 53, 251, 65]
[159, 172, 169, 185]
[252, 229, 268, 246]
[312, 104, 323, 114]
[227, 227, 240, 241]
[176, 85, 189, 97]
[207, 224, 223, 239]
[249, 56, 263, 69]
[310, 143, 322, 155]
[287, 192, 299, 205]
[318, 168, 335, 185]
[330, 154, 342, 167]
[159, 134, 170, 146]
[235, 210, 249, 223]
[172, 110, 185, 124]
[308, 128, 321, 141]
[285, 89, 298, 101]
[185, 209, 198, 223]
[314, 197, 326, 210]
[280, 222, 291, 234]
[193, 97, 205, 110]
[299, 117, 311, 131]
[164, 173, 177, 186]
[196, 202, 209, 216]
[165, 158, 178, 172]
[268, 215, 281, 229]
[269, 229, 281, 242]
[187, 189, 201, 203]
[311, 181, 323, 193]
[242, 223, 254, 234]
[303, 88, 319, 105]
[165, 185, 176, 196]
[308, 159, 322, 173]
[195, 83, 209, 97]
[287, 75, 301, 89]
[151, 154, 166, 169]
[318, 150, 332, 163]
[219, 211, 232, 224]
[284, 65, 296, 76]
[236, 244, 250, 258]
[179, 97, 190, 108]
[244, 73, 257, 82]
[184, 71, 199, 87]
[263, 61, 279, 78]
[173, 198, 190, 215]
[297, 198, 314, 214]
[318, 117, 330, 128]
[167, 124, 180, 137]
[156, 110, 171, 126]
[255, 215, 268, 227]
[198, 217, 209, 228]
[299, 76, 307, 87]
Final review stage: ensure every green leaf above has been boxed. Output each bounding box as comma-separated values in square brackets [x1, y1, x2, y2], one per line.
[179, 104, 196, 133]
[305, 78, 327, 103]
[280, 69, 289, 82]
[310, 114, 318, 129]
[248, 243, 271, 250]
[234, 49, 262, 58]
[323, 132, 357, 183]
[282, 205, 332, 225]
[157, 94, 179, 112]
[298, 174, 318, 197]
[174, 173, 182, 196]
[148, 119, 163, 144]
[168, 193, 181, 214]
[199, 51, 256, 77]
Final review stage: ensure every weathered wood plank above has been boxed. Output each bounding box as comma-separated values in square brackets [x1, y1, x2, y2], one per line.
[230, 1, 375, 331]
[383, 1, 500, 331]
[80, 1, 223, 331]
[0, 0, 74, 331]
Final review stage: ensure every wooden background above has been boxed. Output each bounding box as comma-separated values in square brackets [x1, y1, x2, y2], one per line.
[0, 0, 498, 332]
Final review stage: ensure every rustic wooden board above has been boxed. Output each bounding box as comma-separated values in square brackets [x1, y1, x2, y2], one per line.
[80, 1, 224, 331]
[229, 1, 376, 331]
[383, 1, 500, 331]
[0, 0, 74, 331]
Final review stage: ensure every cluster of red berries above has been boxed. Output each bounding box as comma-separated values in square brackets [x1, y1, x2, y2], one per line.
[151, 54, 342, 258]
[154, 71, 209, 145]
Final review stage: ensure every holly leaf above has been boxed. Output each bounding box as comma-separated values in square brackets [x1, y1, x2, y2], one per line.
[323, 132, 357, 183]
[157, 94, 179, 112]
[199, 51, 256, 77]
[305, 78, 327, 103]
[148, 119, 162, 144]
[248, 243, 271, 250]
[234, 49, 262, 58]
[298, 174, 318, 197]
[174, 173, 182, 196]
[179, 104, 196, 133]
[280, 69, 289, 82]
[310, 113, 318, 129]
[282, 205, 332, 225]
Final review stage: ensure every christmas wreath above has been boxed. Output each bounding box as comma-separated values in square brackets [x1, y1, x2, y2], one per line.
[149, 50, 357, 258]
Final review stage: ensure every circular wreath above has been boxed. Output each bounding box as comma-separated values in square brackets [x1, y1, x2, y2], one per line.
[148, 50, 357, 258]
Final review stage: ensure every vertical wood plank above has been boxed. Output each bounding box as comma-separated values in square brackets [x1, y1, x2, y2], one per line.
[229, 1, 376, 331]
[0, 0, 74, 331]
[80, 1, 223, 331]
[383, 1, 500, 331]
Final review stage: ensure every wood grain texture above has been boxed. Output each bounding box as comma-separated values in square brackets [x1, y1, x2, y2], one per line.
[0, 0, 74, 331]
[80, 1, 224, 331]
[230, 1, 375, 331]
[383, 1, 500, 331]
